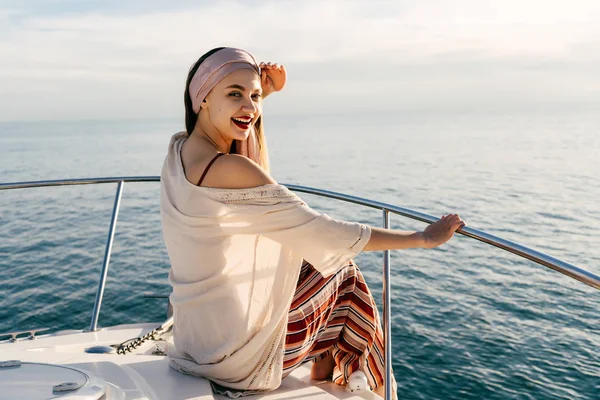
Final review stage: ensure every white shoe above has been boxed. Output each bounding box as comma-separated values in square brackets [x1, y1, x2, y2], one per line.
[346, 370, 371, 393]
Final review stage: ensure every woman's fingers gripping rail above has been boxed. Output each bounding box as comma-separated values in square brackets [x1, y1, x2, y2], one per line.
[422, 213, 466, 249]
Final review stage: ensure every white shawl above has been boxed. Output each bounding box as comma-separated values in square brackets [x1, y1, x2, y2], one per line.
[160, 131, 371, 393]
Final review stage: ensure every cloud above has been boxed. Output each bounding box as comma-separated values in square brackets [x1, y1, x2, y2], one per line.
[0, 0, 599, 121]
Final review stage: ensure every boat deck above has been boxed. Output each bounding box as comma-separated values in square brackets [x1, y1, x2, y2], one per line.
[0, 322, 380, 400]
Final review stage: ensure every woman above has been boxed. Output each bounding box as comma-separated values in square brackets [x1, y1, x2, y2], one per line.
[160, 47, 465, 399]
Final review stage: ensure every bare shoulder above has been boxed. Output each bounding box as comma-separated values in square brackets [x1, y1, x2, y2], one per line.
[201, 153, 277, 189]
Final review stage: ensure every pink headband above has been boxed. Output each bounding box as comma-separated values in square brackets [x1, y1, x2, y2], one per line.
[189, 48, 260, 114]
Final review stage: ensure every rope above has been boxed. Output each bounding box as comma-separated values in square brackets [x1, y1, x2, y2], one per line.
[115, 319, 173, 355]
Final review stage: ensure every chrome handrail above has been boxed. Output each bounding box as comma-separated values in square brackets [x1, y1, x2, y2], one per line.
[0, 177, 160, 189]
[89, 180, 124, 332]
[382, 210, 392, 400]
[2, 177, 599, 400]
[5, 178, 595, 289]
[285, 184, 600, 290]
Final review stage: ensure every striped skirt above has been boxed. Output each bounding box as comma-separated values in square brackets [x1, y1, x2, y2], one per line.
[283, 259, 386, 389]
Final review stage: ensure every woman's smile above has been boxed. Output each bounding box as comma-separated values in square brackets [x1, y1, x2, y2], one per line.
[231, 116, 252, 130]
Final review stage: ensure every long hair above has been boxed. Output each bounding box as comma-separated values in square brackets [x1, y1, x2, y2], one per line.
[184, 48, 270, 173]
[251, 117, 270, 172]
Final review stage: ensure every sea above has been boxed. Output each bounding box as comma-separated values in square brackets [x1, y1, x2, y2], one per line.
[1, 109, 598, 399]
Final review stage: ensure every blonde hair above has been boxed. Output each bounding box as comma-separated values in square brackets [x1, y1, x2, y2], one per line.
[254, 117, 271, 173]
[234, 116, 270, 173]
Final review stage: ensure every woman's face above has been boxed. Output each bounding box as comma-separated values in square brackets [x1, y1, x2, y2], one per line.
[202, 68, 262, 142]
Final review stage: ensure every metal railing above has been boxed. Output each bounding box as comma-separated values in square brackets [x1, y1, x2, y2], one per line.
[2, 177, 599, 400]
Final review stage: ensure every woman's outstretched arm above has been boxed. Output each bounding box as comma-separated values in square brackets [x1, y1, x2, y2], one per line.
[212, 155, 466, 252]
[363, 214, 465, 251]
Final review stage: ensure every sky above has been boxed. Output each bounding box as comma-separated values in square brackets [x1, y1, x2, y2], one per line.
[0, 0, 599, 121]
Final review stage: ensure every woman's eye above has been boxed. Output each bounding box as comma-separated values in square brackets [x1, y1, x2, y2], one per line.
[252, 93, 262, 100]
[228, 92, 242, 97]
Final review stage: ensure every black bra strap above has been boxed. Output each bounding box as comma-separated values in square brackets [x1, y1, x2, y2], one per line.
[197, 153, 225, 187]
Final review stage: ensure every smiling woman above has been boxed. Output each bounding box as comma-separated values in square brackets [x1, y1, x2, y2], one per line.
[160, 46, 464, 400]
[178, 48, 291, 193]
[181, 47, 286, 175]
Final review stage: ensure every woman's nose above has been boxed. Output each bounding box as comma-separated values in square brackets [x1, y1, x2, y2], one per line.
[241, 96, 258, 112]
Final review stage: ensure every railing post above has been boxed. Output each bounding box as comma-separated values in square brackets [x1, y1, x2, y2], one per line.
[382, 209, 392, 400]
[89, 181, 124, 332]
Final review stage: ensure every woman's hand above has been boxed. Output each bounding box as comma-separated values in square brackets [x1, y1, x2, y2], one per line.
[260, 62, 286, 98]
[422, 214, 466, 249]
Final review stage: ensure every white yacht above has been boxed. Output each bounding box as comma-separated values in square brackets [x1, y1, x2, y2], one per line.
[1, 177, 598, 400]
